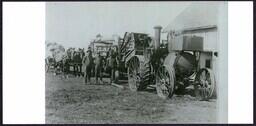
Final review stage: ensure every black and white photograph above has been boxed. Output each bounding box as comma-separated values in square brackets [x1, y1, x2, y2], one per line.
[45, 2, 228, 124]
[3, 1, 254, 125]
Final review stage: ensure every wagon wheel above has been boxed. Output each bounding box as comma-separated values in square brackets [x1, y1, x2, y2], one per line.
[156, 66, 175, 99]
[127, 57, 140, 92]
[194, 68, 216, 100]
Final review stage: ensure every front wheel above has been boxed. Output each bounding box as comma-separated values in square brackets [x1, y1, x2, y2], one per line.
[156, 66, 175, 99]
[194, 68, 216, 100]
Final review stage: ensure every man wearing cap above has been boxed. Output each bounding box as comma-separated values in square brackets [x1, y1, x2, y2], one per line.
[95, 52, 103, 84]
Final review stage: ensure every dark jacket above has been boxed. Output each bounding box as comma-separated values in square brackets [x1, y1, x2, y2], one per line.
[107, 52, 117, 68]
[73, 53, 82, 64]
[95, 55, 103, 67]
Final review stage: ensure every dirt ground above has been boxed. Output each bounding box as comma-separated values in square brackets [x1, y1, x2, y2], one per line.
[46, 72, 217, 124]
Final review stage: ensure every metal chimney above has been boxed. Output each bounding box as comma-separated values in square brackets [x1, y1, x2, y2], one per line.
[154, 25, 162, 49]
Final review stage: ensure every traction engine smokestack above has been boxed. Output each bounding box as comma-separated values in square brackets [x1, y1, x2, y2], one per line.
[154, 25, 162, 49]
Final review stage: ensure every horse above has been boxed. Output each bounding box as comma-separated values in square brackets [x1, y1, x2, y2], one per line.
[58, 54, 70, 79]
[45, 56, 56, 73]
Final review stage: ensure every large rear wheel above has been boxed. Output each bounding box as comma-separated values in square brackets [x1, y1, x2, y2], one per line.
[194, 68, 216, 100]
[139, 60, 152, 90]
[156, 66, 175, 99]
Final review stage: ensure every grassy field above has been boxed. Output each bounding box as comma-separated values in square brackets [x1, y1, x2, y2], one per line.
[46, 72, 217, 124]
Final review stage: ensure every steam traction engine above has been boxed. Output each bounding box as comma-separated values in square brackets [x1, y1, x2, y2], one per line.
[122, 25, 218, 100]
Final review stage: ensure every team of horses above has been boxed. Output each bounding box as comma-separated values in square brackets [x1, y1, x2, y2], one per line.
[46, 48, 85, 77]
[45, 47, 118, 79]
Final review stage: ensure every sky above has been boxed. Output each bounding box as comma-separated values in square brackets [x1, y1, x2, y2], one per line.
[46, 2, 191, 49]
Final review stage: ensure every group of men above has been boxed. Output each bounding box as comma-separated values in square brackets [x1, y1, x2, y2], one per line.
[82, 47, 119, 85]
[47, 46, 120, 85]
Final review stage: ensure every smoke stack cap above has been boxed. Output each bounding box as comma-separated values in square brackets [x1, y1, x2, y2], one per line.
[154, 25, 162, 29]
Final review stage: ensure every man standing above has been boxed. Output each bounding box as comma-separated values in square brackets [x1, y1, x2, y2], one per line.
[62, 55, 69, 78]
[108, 48, 118, 84]
[73, 51, 81, 77]
[70, 48, 75, 75]
[82, 49, 93, 84]
[95, 52, 103, 84]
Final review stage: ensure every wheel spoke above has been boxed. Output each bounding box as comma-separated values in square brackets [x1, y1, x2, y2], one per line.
[158, 67, 165, 80]
[130, 61, 134, 71]
[206, 87, 211, 97]
[165, 71, 170, 87]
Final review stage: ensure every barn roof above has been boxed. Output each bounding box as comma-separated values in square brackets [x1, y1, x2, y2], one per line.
[163, 2, 222, 33]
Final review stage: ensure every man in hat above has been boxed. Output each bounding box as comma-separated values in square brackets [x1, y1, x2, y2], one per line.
[82, 49, 93, 84]
[107, 48, 118, 84]
[94, 51, 103, 84]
